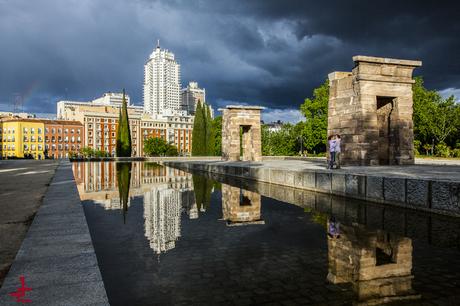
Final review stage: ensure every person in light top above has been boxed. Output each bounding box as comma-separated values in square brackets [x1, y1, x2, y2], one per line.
[328, 135, 336, 169]
[335, 134, 341, 169]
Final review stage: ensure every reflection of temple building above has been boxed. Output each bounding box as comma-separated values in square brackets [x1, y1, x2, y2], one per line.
[221, 184, 264, 226]
[327, 223, 420, 305]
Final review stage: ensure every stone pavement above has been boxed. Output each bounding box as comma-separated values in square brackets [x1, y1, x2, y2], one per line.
[0, 161, 108, 305]
[0, 159, 59, 287]
[260, 158, 460, 181]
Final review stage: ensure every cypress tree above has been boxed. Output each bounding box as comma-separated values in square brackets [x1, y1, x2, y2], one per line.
[116, 89, 132, 157]
[192, 100, 205, 156]
[206, 105, 215, 156]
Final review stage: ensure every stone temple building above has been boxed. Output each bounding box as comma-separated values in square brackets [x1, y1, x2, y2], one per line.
[328, 56, 422, 165]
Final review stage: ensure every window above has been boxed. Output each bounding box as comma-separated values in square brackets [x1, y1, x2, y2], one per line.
[31, 144, 36, 150]
[58, 144, 62, 150]
[23, 128, 28, 133]
[24, 144, 28, 150]
[38, 136, 42, 142]
[77, 136, 81, 142]
[31, 136, 35, 142]
[38, 144, 42, 150]
[64, 129, 68, 134]
[77, 129, 81, 134]
[52, 128, 55, 134]
[71, 129, 74, 134]
[88, 124, 92, 129]
[38, 128, 42, 134]
[52, 144, 56, 150]
[71, 136, 75, 142]
[30, 128, 34, 134]
[45, 128, 49, 133]
[58, 128, 62, 134]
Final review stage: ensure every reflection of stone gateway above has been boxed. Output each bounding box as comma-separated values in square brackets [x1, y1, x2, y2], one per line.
[221, 184, 264, 226]
[327, 223, 420, 305]
[220, 105, 264, 162]
[328, 56, 422, 166]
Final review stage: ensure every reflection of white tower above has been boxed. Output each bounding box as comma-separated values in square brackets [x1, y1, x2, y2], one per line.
[144, 187, 182, 254]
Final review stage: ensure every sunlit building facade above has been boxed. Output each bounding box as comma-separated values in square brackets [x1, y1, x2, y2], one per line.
[143, 43, 182, 116]
[0, 118, 83, 159]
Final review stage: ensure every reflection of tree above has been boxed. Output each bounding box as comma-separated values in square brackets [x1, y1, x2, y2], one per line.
[116, 162, 132, 224]
[192, 174, 213, 211]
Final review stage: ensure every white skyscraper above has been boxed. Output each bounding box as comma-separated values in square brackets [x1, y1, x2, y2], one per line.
[143, 41, 181, 115]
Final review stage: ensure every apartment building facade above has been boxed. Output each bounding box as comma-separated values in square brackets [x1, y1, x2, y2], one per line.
[0, 118, 83, 159]
[57, 95, 194, 156]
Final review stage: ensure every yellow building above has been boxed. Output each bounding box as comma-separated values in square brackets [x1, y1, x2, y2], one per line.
[0, 119, 45, 159]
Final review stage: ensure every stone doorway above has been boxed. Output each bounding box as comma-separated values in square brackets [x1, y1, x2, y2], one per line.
[220, 105, 264, 162]
[376, 96, 395, 165]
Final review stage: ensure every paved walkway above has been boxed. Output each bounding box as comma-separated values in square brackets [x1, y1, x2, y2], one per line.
[0, 160, 59, 287]
[226, 158, 460, 182]
[0, 161, 108, 305]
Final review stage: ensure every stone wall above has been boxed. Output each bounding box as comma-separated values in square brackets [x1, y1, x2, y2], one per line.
[221, 105, 263, 162]
[328, 56, 422, 166]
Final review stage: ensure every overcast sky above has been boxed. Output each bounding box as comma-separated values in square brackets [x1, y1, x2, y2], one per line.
[0, 0, 459, 122]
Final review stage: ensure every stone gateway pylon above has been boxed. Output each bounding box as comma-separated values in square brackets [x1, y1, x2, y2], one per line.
[220, 105, 264, 162]
[328, 56, 422, 166]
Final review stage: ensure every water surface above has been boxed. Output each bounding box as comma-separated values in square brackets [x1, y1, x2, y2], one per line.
[73, 161, 460, 305]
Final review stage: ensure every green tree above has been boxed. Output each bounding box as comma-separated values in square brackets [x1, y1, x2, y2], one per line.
[116, 89, 132, 157]
[413, 77, 460, 146]
[261, 123, 300, 156]
[212, 116, 222, 156]
[80, 146, 95, 158]
[143, 137, 178, 156]
[192, 100, 206, 156]
[299, 79, 329, 153]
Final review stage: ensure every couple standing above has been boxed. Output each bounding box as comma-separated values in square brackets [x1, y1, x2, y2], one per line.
[328, 134, 341, 169]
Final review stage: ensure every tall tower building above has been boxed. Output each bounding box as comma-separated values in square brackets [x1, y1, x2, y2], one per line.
[143, 41, 181, 115]
[180, 81, 206, 115]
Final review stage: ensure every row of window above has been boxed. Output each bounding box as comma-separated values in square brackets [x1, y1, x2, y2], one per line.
[0, 127, 81, 134]
[46, 128, 81, 134]
[45, 136, 81, 143]
[45, 144, 81, 151]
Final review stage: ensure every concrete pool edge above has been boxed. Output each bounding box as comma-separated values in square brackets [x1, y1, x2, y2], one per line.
[0, 161, 109, 305]
[163, 160, 460, 218]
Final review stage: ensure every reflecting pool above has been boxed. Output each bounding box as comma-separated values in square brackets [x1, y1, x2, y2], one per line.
[73, 162, 460, 305]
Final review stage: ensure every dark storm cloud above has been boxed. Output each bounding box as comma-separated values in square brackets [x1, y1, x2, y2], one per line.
[0, 0, 459, 119]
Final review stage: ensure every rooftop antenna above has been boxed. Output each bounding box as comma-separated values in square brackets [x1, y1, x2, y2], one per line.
[157, 39, 160, 49]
